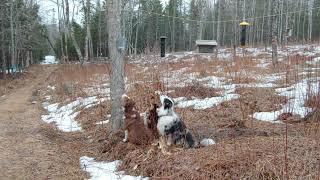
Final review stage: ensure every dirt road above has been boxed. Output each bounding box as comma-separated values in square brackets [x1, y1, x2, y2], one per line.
[0, 65, 86, 179]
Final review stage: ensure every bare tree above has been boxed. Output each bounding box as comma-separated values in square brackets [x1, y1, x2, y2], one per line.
[171, 0, 176, 52]
[10, 0, 16, 72]
[107, 0, 125, 131]
[69, 0, 83, 63]
[84, 0, 94, 61]
[271, 0, 279, 66]
[307, 0, 314, 42]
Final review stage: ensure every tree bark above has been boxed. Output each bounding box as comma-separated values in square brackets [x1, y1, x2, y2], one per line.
[308, 0, 314, 42]
[57, 0, 65, 63]
[172, 0, 176, 52]
[107, 0, 125, 131]
[134, 2, 140, 56]
[216, 0, 223, 45]
[63, 0, 69, 62]
[10, 0, 16, 72]
[271, 0, 279, 66]
[84, 0, 93, 61]
[70, 0, 83, 63]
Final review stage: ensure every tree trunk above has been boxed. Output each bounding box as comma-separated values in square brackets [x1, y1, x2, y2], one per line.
[84, 0, 93, 61]
[26, 51, 30, 68]
[271, 0, 279, 66]
[107, 0, 125, 131]
[233, 1, 238, 46]
[212, 0, 216, 41]
[308, 0, 314, 42]
[216, 0, 221, 45]
[134, 2, 140, 56]
[10, 0, 16, 72]
[278, 0, 284, 45]
[70, 0, 83, 62]
[97, 0, 102, 57]
[267, 0, 272, 45]
[63, 0, 69, 62]
[57, 0, 65, 63]
[172, 0, 176, 52]
[296, 0, 301, 41]
[70, 26, 84, 63]
[2, 48, 6, 79]
[198, 6, 204, 40]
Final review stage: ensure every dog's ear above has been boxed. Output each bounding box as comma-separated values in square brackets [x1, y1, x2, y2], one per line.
[122, 94, 130, 106]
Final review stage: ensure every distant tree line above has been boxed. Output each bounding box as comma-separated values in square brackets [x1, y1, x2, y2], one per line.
[53, 0, 320, 62]
[1, 0, 320, 73]
[0, 0, 49, 78]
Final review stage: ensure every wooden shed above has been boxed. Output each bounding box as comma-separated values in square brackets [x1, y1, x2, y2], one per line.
[196, 40, 218, 53]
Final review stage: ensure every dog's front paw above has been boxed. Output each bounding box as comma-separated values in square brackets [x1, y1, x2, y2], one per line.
[122, 138, 128, 142]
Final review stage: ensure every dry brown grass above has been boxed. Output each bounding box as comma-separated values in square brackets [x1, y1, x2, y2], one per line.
[169, 84, 220, 99]
[39, 51, 320, 179]
[0, 66, 38, 96]
[223, 57, 259, 84]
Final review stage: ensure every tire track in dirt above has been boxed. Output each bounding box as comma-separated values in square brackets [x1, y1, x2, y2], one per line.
[0, 65, 87, 179]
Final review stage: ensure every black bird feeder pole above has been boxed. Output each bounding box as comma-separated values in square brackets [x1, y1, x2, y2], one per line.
[239, 21, 250, 47]
[160, 36, 167, 57]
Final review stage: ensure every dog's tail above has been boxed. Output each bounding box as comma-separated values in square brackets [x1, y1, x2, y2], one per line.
[199, 138, 215, 147]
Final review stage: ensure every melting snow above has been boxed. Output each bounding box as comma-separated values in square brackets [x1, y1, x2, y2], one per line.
[252, 78, 319, 122]
[200, 138, 216, 146]
[306, 57, 320, 65]
[41, 96, 107, 132]
[174, 94, 239, 110]
[41, 56, 58, 65]
[47, 85, 56, 90]
[95, 120, 110, 125]
[80, 156, 148, 180]
[45, 95, 51, 100]
[95, 115, 111, 125]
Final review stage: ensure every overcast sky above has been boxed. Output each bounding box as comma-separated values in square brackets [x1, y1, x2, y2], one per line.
[38, 0, 171, 24]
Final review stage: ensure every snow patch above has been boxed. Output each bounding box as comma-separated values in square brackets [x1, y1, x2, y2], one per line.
[45, 95, 51, 100]
[95, 120, 110, 125]
[41, 96, 107, 132]
[80, 156, 148, 180]
[174, 93, 239, 110]
[252, 79, 319, 122]
[47, 85, 56, 90]
[96, 115, 111, 125]
[200, 138, 216, 146]
[41, 56, 58, 65]
[306, 57, 320, 65]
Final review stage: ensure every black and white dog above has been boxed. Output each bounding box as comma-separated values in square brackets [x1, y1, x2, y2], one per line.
[156, 95, 197, 148]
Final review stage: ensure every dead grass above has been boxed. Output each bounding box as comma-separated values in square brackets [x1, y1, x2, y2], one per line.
[0, 66, 38, 96]
[39, 51, 320, 179]
[169, 84, 220, 99]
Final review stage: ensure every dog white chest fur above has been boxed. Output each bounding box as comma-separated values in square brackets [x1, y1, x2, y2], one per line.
[156, 95, 179, 136]
[157, 115, 177, 136]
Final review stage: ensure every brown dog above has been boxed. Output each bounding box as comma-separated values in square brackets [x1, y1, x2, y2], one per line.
[122, 95, 154, 146]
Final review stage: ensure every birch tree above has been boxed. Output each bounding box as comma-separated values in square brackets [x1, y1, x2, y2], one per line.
[271, 0, 279, 66]
[308, 0, 314, 42]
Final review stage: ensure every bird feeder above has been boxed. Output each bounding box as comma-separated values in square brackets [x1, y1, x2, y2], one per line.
[116, 35, 127, 52]
[160, 36, 167, 57]
[239, 21, 250, 47]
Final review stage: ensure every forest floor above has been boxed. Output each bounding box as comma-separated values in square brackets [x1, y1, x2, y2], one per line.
[1, 44, 320, 179]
